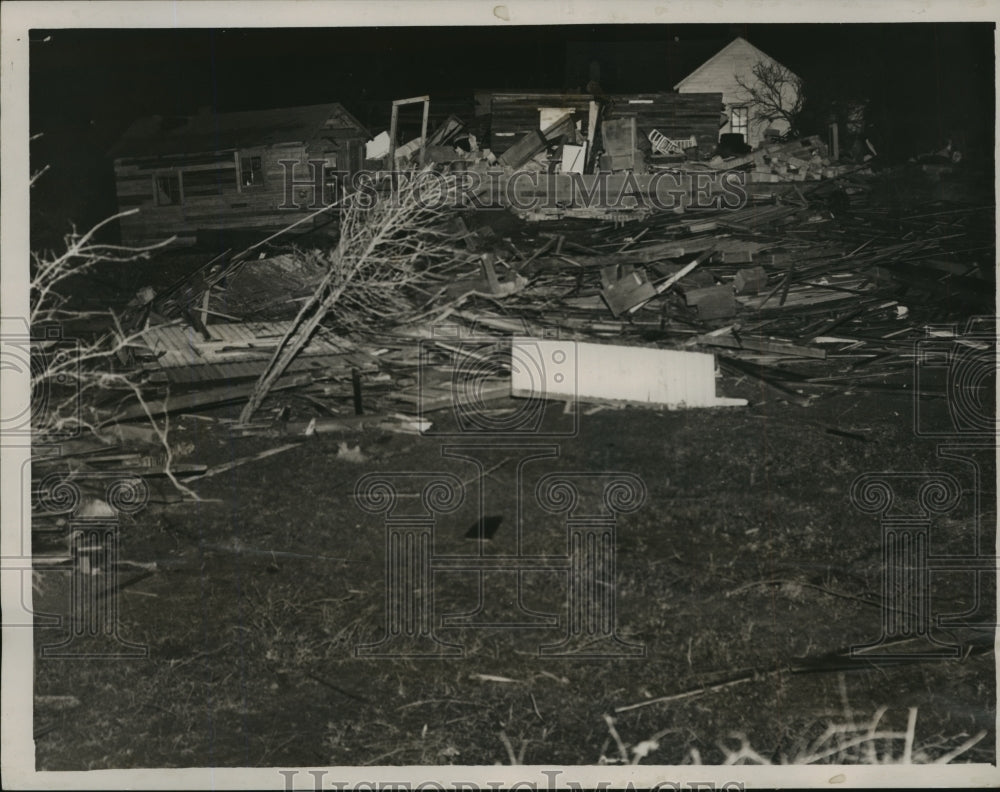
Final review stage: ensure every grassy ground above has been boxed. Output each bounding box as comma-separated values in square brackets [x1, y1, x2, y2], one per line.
[33, 381, 995, 768]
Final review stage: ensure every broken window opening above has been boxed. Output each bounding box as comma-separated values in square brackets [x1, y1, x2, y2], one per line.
[240, 155, 263, 188]
[155, 173, 182, 206]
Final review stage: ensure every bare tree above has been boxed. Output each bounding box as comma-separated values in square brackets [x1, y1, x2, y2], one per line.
[238, 166, 464, 424]
[734, 60, 805, 136]
[29, 198, 202, 498]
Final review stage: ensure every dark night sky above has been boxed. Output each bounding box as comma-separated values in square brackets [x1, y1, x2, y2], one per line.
[28, 23, 995, 241]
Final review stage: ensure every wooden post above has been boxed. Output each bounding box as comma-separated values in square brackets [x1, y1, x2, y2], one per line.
[388, 102, 400, 167]
[420, 100, 430, 166]
[200, 287, 211, 329]
[586, 100, 599, 174]
[830, 122, 839, 161]
[351, 368, 364, 415]
[388, 95, 431, 167]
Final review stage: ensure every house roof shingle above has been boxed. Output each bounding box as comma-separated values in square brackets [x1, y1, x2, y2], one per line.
[109, 102, 369, 159]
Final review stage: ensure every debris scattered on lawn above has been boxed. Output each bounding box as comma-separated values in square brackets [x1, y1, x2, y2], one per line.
[92, 171, 992, 454]
[470, 673, 521, 684]
[31, 96, 992, 501]
[182, 442, 303, 482]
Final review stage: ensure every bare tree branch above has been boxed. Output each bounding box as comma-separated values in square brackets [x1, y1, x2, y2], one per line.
[734, 60, 805, 137]
[30, 172, 198, 497]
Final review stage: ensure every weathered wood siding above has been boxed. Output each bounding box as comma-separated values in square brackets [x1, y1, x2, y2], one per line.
[486, 92, 723, 158]
[674, 39, 798, 147]
[114, 142, 362, 246]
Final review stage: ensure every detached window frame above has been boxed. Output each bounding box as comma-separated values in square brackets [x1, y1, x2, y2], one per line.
[238, 153, 264, 189]
[154, 172, 183, 206]
[730, 105, 750, 141]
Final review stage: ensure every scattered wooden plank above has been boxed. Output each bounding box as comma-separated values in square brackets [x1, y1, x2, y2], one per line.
[181, 442, 302, 481]
[107, 374, 312, 424]
[692, 334, 827, 359]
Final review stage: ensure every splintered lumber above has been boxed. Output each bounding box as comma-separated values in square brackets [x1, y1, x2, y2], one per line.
[396, 377, 510, 412]
[692, 333, 828, 359]
[182, 443, 303, 481]
[541, 112, 578, 143]
[238, 244, 349, 425]
[685, 284, 736, 320]
[498, 112, 576, 168]
[601, 117, 637, 172]
[733, 266, 768, 294]
[108, 374, 313, 424]
[283, 415, 430, 435]
[627, 246, 717, 315]
[510, 337, 746, 409]
[498, 129, 548, 168]
[600, 264, 658, 317]
[138, 320, 353, 385]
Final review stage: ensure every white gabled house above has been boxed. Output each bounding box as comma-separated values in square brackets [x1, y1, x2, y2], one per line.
[673, 37, 801, 148]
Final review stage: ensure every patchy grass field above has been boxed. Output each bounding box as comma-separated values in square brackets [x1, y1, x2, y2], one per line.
[33, 381, 995, 768]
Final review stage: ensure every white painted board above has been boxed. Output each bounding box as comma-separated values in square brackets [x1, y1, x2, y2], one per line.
[510, 337, 747, 409]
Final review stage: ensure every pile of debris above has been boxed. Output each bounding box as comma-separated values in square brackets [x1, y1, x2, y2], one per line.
[119, 169, 991, 417]
[376, 93, 860, 224]
[706, 135, 854, 182]
[34, 149, 991, 504]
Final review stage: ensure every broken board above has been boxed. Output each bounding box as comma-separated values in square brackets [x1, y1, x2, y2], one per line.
[510, 337, 746, 409]
[138, 321, 361, 385]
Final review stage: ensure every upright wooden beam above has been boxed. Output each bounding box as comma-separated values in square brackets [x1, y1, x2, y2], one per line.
[586, 101, 599, 174]
[388, 103, 400, 166]
[420, 100, 430, 166]
[388, 95, 431, 167]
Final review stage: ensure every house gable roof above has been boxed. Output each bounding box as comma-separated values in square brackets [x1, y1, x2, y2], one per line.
[109, 102, 370, 160]
[672, 36, 798, 91]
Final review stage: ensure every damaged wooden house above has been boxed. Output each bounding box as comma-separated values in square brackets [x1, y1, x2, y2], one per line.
[674, 36, 802, 149]
[109, 102, 370, 246]
[477, 88, 724, 166]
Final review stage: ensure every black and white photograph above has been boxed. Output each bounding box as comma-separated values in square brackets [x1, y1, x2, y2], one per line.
[1, 2, 998, 788]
